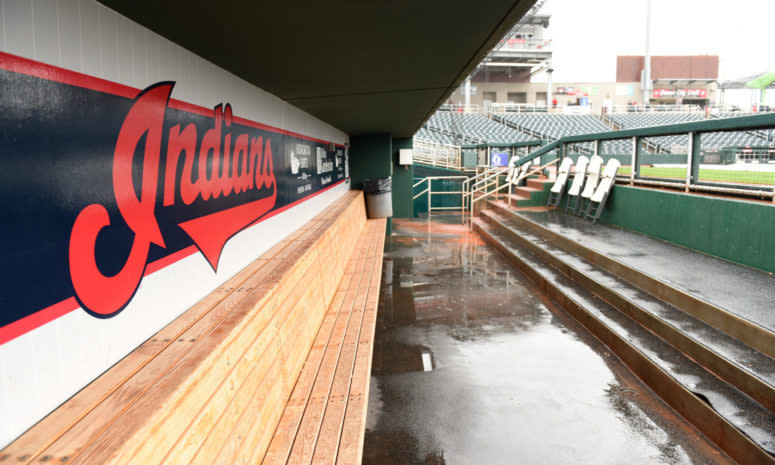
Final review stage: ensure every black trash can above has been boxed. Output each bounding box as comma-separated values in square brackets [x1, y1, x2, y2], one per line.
[362, 177, 393, 219]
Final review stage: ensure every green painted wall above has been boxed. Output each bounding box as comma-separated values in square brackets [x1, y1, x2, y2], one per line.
[600, 185, 775, 273]
[391, 137, 414, 218]
[350, 134, 392, 190]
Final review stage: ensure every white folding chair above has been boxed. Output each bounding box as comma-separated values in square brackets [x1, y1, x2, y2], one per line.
[504, 155, 520, 184]
[511, 161, 531, 186]
[546, 157, 574, 208]
[586, 158, 621, 222]
[564, 155, 589, 213]
[577, 155, 603, 216]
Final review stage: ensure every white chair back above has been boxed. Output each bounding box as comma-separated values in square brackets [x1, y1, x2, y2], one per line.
[567, 156, 589, 196]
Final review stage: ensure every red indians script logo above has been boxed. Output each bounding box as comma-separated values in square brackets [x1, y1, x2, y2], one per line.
[69, 83, 277, 317]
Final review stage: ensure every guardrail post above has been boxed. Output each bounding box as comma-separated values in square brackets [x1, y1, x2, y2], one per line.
[631, 136, 641, 185]
[427, 178, 431, 213]
[688, 132, 702, 192]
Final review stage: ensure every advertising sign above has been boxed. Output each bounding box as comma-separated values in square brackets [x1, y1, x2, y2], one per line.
[652, 88, 708, 99]
[0, 52, 348, 344]
[490, 152, 510, 167]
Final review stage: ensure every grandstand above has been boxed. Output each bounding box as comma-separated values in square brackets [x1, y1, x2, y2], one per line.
[415, 109, 775, 163]
[424, 110, 534, 145]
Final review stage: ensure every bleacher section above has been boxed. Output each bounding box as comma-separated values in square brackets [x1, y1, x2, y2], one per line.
[423, 111, 535, 145]
[611, 112, 775, 151]
[497, 113, 630, 154]
[413, 110, 775, 164]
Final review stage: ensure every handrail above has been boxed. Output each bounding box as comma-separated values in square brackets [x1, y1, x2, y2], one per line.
[413, 176, 470, 212]
[506, 158, 558, 208]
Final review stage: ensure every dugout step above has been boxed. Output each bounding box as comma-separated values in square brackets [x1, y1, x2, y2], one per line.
[513, 207, 775, 336]
[487, 202, 775, 361]
[472, 216, 775, 464]
[480, 207, 775, 414]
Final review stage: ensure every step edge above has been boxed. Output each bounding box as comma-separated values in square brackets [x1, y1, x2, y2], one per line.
[489, 203, 775, 360]
[480, 210, 775, 413]
[473, 219, 775, 465]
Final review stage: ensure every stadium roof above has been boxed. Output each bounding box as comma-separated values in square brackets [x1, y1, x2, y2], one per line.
[720, 72, 775, 90]
[98, 1, 536, 138]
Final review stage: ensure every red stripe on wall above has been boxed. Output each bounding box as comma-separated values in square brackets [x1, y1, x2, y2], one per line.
[0, 51, 345, 147]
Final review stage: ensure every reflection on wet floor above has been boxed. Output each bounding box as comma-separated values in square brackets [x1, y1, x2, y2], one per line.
[363, 215, 733, 465]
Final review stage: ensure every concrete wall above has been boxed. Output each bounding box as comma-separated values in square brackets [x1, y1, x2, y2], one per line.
[0, 0, 349, 448]
[601, 185, 775, 274]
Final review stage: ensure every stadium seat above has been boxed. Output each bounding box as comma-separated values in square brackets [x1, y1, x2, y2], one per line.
[546, 157, 574, 208]
[565, 155, 589, 213]
[586, 158, 621, 222]
[578, 155, 603, 215]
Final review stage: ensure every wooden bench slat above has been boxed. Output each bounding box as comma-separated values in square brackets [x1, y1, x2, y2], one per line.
[260, 247, 362, 464]
[187, 237, 353, 465]
[28, 214, 335, 465]
[1, 224, 308, 464]
[310, 221, 383, 465]
[278, 230, 375, 465]
[1, 191, 384, 465]
[60, 194, 361, 464]
[336, 220, 386, 464]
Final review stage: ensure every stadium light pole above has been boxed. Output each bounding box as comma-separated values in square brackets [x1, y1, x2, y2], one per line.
[547, 58, 553, 110]
[465, 77, 471, 112]
[643, 0, 653, 105]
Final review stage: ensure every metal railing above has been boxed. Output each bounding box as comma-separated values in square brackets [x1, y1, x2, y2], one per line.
[610, 104, 704, 114]
[413, 139, 463, 169]
[413, 176, 470, 213]
[490, 103, 549, 114]
[438, 104, 481, 114]
[551, 112, 775, 200]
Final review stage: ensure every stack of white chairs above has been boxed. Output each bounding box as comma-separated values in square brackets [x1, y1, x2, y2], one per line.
[585, 158, 621, 223]
[577, 155, 603, 216]
[564, 155, 589, 213]
[546, 157, 574, 208]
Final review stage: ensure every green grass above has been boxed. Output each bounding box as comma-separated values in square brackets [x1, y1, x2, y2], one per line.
[618, 166, 775, 186]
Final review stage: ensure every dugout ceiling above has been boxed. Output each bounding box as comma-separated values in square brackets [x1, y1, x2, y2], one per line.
[98, 0, 535, 138]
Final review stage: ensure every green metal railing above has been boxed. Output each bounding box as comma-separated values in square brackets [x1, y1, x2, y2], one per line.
[506, 113, 775, 200]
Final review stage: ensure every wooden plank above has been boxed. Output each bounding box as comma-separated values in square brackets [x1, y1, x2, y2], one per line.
[260, 253, 360, 465]
[63, 200, 352, 464]
[283, 228, 374, 465]
[30, 218, 328, 464]
[336, 219, 386, 464]
[1, 190, 367, 465]
[188, 238, 353, 465]
[310, 221, 382, 465]
[107, 235, 332, 465]
[274, 252, 367, 463]
[2, 229, 300, 464]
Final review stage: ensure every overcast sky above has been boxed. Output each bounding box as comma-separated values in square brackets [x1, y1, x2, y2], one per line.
[534, 0, 775, 83]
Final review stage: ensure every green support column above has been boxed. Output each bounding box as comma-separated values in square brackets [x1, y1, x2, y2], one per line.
[689, 132, 702, 185]
[349, 134, 393, 234]
[391, 137, 414, 218]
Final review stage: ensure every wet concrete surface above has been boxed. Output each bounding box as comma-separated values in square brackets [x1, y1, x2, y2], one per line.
[521, 210, 775, 333]
[363, 215, 734, 465]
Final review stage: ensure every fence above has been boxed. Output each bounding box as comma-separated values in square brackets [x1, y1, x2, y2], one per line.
[413, 176, 470, 215]
[413, 139, 463, 169]
[516, 112, 775, 199]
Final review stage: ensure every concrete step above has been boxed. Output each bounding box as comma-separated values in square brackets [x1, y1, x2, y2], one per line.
[488, 201, 775, 361]
[526, 178, 552, 190]
[480, 208, 775, 413]
[472, 216, 775, 465]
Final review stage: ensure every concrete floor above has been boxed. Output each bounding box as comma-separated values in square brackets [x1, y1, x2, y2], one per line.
[362, 215, 733, 465]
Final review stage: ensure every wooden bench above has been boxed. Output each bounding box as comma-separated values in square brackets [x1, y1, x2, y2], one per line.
[1, 190, 386, 465]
